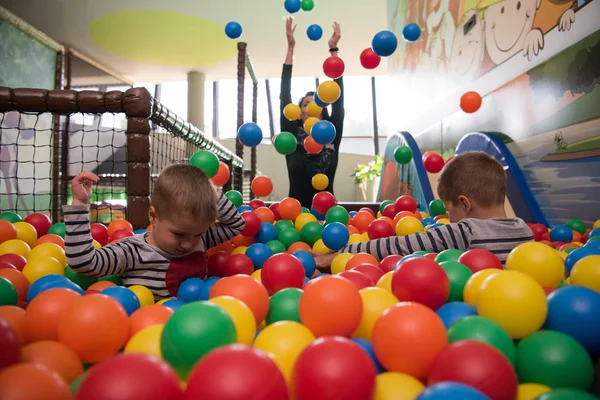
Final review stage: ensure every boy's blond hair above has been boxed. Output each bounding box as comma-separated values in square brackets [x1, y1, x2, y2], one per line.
[437, 151, 506, 207]
[151, 164, 217, 222]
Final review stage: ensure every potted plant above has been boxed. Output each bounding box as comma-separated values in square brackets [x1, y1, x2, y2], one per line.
[353, 154, 382, 202]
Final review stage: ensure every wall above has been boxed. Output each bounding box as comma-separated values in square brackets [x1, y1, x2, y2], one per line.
[385, 0, 600, 226]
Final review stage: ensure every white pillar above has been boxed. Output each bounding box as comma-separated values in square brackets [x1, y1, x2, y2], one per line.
[187, 71, 205, 132]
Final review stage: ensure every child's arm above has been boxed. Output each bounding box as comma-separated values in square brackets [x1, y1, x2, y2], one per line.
[201, 191, 246, 249]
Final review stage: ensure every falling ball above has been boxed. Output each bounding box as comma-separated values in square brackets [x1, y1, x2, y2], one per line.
[238, 122, 263, 147]
[224, 22, 242, 39]
[301, 0, 314, 11]
[307, 24, 323, 41]
[460, 91, 482, 113]
[402, 23, 421, 42]
[323, 56, 345, 79]
[394, 146, 413, 164]
[190, 151, 220, 178]
[284, 0, 301, 14]
[360, 48, 381, 70]
[371, 30, 398, 57]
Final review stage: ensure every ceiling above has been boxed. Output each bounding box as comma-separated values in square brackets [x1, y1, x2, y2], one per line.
[0, 0, 388, 84]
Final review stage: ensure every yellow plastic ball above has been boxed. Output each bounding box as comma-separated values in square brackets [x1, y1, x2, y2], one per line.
[563, 277, 571, 285]
[283, 103, 301, 121]
[517, 383, 551, 400]
[395, 216, 423, 236]
[312, 239, 330, 254]
[257, 319, 266, 330]
[312, 174, 329, 191]
[376, 271, 394, 293]
[307, 101, 322, 117]
[0, 239, 31, 258]
[253, 321, 315, 382]
[506, 242, 565, 288]
[476, 270, 547, 339]
[572, 241, 583, 247]
[232, 246, 248, 255]
[28, 242, 66, 267]
[376, 212, 383, 218]
[129, 285, 155, 307]
[251, 268, 262, 282]
[558, 251, 568, 261]
[373, 372, 425, 400]
[361, 232, 370, 241]
[317, 80, 341, 103]
[210, 295, 256, 345]
[22, 256, 64, 284]
[593, 219, 600, 230]
[156, 298, 172, 305]
[295, 213, 317, 231]
[419, 211, 430, 219]
[570, 255, 600, 293]
[92, 240, 102, 249]
[353, 287, 398, 340]
[331, 253, 353, 274]
[124, 324, 163, 358]
[463, 269, 502, 306]
[437, 218, 450, 225]
[303, 117, 320, 134]
[348, 233, 366, 245]
[13, 221, 38, 248]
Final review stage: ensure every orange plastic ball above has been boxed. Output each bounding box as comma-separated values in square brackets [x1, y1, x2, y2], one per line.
[279, 197, 302, 221]
[352, 211, 375, 232]
[25, 288, 82, 343]
[87, 280, 117, 292]
[233, 233, 255, 248]
[0, 305, 27, 345]
[21, 340, 83, 383]
[304, 136, 323, 154]
[0, 219, 17, 244]
[255, 207, 276, 224]
[251, 176, 274, 198]
[206, 240, 233, 257]
[0, 363, 71, 400]
[288, 242, 312, 253]
[211, 162, 231, 187]
[460, 91, 482, 113]
[35, 234, 65, 249]
[0, 268, 30, 301]
[209, 274, 270, 326]
[346, 253, 380, 270]
[107, 219, 134, 239]
[128, 304, 174, 338]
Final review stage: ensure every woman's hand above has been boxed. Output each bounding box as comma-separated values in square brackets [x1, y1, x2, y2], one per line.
[71, 172, 99, 205]
[286, 17, 297, 48]
[309, 250, 337, 269]
[328, 22, 341, 50]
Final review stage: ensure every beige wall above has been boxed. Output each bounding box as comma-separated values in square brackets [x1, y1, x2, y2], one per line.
[217, 139, 373, 202]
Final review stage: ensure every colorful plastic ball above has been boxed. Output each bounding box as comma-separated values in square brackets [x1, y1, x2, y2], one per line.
[516, 330, 594, 390]
[550, 225, 573, 243]
[429, 340, 518, 400]
[23, 256, 64, 285]
[351, 337, 385, 373]
[0, 238, 31, 259]
[261, 253, 305, 295]
[101, 286, 140, 316]
[13, 221, 37, 247]
[24, 212, 52, 237]
[570, 255, 600, 293]
[423, 152, 445, 173]
[224, 254, 254, 276]
[274, 131, 297, 155]
[21, 340, 83, 384]
[544, 286, 600, 355]
[125, 324, 163, 358]
[209, 274, 270, 325]
[277, 228, 300, 249]
[313, 91, 328, 107]
[476, 270, 547, 339]
[435, 249, 463, 263]
[463, 268, 501, 306]
[0, 277, 17, 306]
[310, 206, 326, 221]
[0, 219, 17, 244]
[292, 250, 316, 278]
[162, 299, 185, 311]
[301, 0, 314, 11]
[506, 241, 565, 288]
[24, 287, 81, 343]
[428, 199, 446, 216]
[224, 21, 242, 39]
[64, 266, 96, 290]
[48, 222, 66, 238]
[284, 0, 301, 13]
[211, 161, 230, 186]
[189, 150, 219, 178]
[439, 261, 473, 302]
[307, 101, 322, 117]
[565, 246, 599, 275]
[0, 211, 21, 223]
[460, 91, 482, 113]
[353, 287, 398, 340]
[209, 295, 256, 345]
[323, 56, 345, 79]
[312, 173, 329, 191]
[238, 122, 263, 147]
[458, 249, 503, 273]
[266, 287, 302, 324]
[436, 301, 477, 329]
[0, 268, 28, 301]
[304, 135, 323, 154]
[536, 388, 600, 400]
[359, 47, 381, 69]
[251, 175, 273, 197]
[304, 116, 319, 134]
[372, 302, 447, 378]
[245, 243, 273, 269]
[0, 362, 71, 400]
[322, 222, 349, 251]
[299, 222, 322, 247]
[416, 382, 490, 400]
[394, 145, 413, 164]
[176, 277, 204, 303]
[283, 103, 301, 121]
[375, 372, 425, 399]
[255, 222, 278, 243]
[317, 80, 341, 104]
[448, 316, 516, 365]
[368, 219, 394, 239]
[517, 383, 551, 400]
[392, 257, 449, 310]
[291, 336, 376, 400]
[371, 30, 398, 57]
[239, 211, 261, 238]
[402, 22, 421, 42]
[0, 319, 20, 369]
[306, 23, 322, 40]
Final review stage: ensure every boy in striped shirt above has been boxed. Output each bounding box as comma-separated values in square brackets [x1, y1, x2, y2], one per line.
[63, 164, 245, 299]
[313, 151, 534, 268]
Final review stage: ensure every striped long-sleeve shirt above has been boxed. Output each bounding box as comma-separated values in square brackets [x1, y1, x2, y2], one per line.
[339, 218, 534, 264]
[63, 192, 245, 298]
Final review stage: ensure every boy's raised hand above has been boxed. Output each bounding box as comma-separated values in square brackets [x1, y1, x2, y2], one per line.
[71, 172, 99, 205]
[309, 250, 337, 270]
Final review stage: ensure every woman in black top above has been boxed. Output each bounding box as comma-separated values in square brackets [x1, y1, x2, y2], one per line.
[280, 18, 345, 209]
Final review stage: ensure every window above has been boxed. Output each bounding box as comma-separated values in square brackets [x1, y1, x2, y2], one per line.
[160, 81, 188, 121]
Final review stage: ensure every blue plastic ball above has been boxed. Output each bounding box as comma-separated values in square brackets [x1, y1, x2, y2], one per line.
[245, 243, 273, 269]
[238, 205, 254, 213]
[303, 276, 310, 286]
[254, 222, 278, 244]
[42, 279, 85, 296]
[134, 229, 148, 234]
[416, 382, 489, 400]
[436, 302, 478, 329]
[199, 276, 219, 301]
[428, 223, 443, 230]
[402, 23, 421, 42]
[351, 338, 385, 373]
[395, 254, 425, 269]
[101, 286, 141, 316]
[322, 222, 350, 251]
[292, 250, 317, 278]
[371, 30, 398, 57]
[307, 24, 323, 41]
[224, 21, 243, 39]
[177, 277, 205, 303]
[310, 206, 326, 221]
[421, 217, 436, 226]
[163, 298, 185, 311]
[238, 122, 263, 147]
[310, 120, 336, 145]
[27, 274, 71, 302]
[550, 225, 573, 243]
[313, 92, 328, 107]
[349, 211, 358, 218]
[588, 228, 600, 239]
[544, 286, 600, 355]
[565, 246, 599, 275]
[284, 0, 301, 13]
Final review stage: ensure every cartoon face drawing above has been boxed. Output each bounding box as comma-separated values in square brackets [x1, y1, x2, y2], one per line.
[484, 0, 541, 64]
[449, 10, 485, 81]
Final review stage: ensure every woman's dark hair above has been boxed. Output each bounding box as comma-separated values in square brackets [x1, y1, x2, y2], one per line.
[297, 91, 330, 125]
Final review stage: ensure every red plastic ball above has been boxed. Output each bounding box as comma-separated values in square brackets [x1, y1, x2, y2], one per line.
[458, 249, 503, 273]
[0, 261, 16, 270]
[379, 255, 402, 273]
[24, 213, 52, 237]
[0, 319, 20, 370]
[75, 353, 183, 400]
[240, 212, 261, 237]
[261, 253, 305, 295]
[395, 195, 418, 213]
[185, 344, 288, 400]
[0, 254, 27, 271]
[269, 203, 282, 221]
[352, 264, 384, 284]
[207, 251, 230, 277]
[392, 257, 449, 310]
[223, 254, 254, 277]
[460, 91, 482, 113]
[428, 340, 518, 400]
[368, 219, 394, 239]
[109, 229, 134, 243]
[359, 207, 375, 217]
[423, 152, 445, 174]
[90, 223, 109, 246]
[360, 48, 381, 69]
[529, 223, 547, 241]
[323, 56, 345, 79]
[248, 199, 265, 210]
[291, 336, 376, 400]
[424, 253, 438, 261]
[338, 270, 374, 290]
[382, 203, 398, 219]
[434, 215, 449, 222]
[312, 192, 337, 215]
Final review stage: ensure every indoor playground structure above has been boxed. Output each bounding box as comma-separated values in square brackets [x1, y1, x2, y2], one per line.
[2, 0, 600, 399]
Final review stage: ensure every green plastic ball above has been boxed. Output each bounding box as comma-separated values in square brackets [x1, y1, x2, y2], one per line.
[98, 275, 123, 286]
[394, 146, 413, 164]
[379, 200, 394, 214]
[265, 288, 303, 325]
[0, 212, 22, 223]
[274, 132, 297, 155]
[274, 220, 295, 233]
[190, 150, 220, 178]
[161, 301, 237, 379]
[325, 205, 349, 225]
[266, 239, 287, 254]
[65, 266, 98, 290]
[48, 222, 66, 238]
[448, 316, 516, 365]
[413, 250, 429, 256]
[301, 207, 310, 214]
[301, 222, 323, 247]
[428, 199, 446, 216]
[0, 277, 18, 306]
[516, 330, 594, 390]
[301, 0, 314, 11]
[225, 190, 243, 207]
[278, 229, 301, 249]
[537, 389, 600, 400]
[70, 372, 88, 393]
[565, 219, 586, 235]
[435, 249, 464, 263]
[439, 261, 472, 302]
